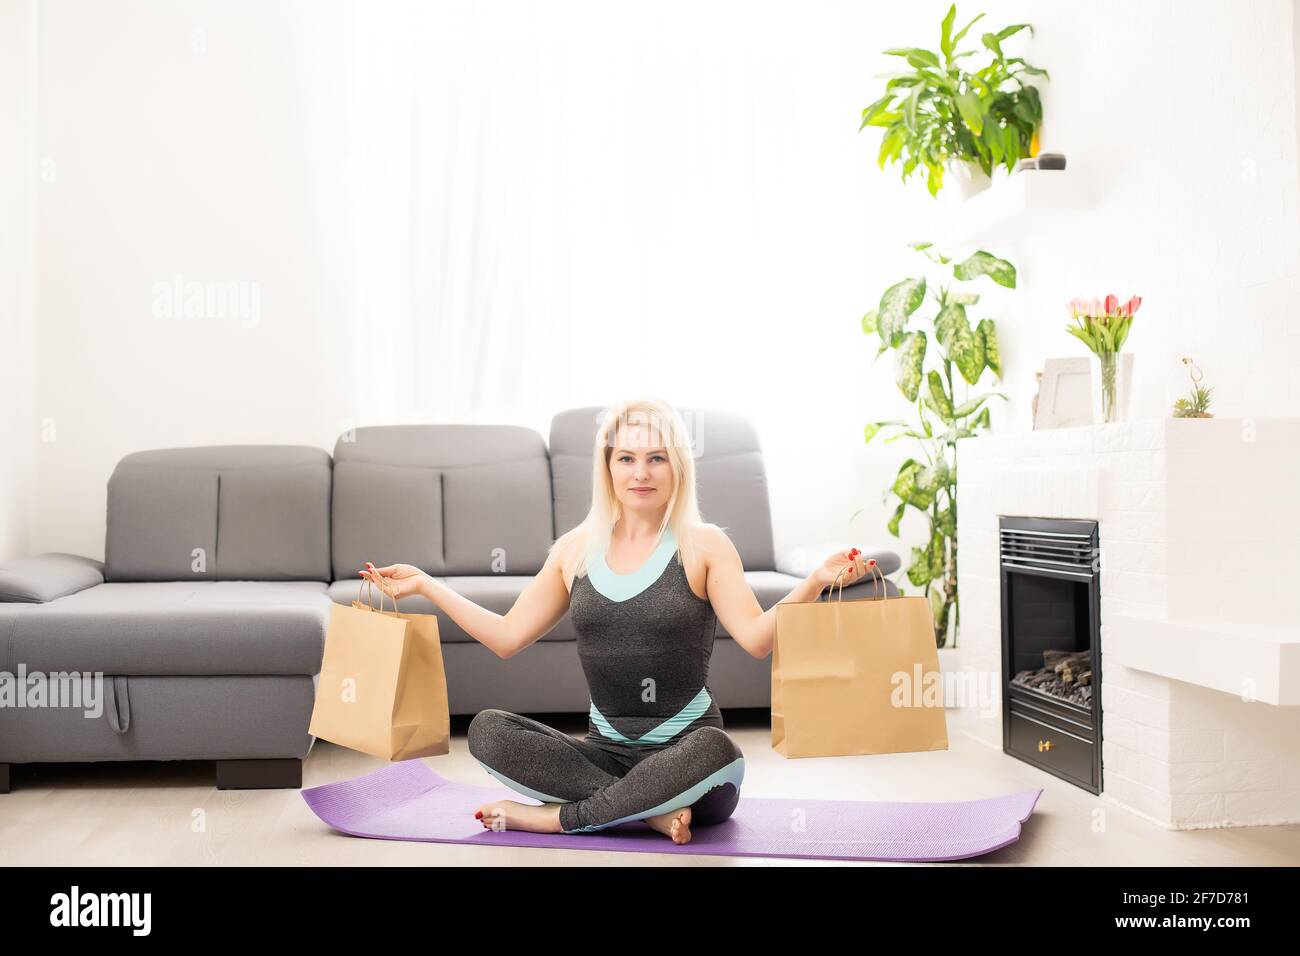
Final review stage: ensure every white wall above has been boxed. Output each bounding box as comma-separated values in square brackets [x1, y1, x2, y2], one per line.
[30, 0, 937, 562]
[0, 0, 38, 562]
[965, 0, 1300, 424]
[33, 0, 366, 560]
[23, 0, 1300, 576]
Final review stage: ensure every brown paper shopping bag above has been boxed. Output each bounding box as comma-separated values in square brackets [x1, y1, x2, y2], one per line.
[308, 582, 450, 760]
[772, 567, 948, 758]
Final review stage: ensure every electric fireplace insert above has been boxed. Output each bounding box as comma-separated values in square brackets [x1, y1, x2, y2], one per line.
[999, 515, 1103, 794]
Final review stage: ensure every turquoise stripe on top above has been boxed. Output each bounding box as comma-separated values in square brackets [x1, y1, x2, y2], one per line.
[589, 686, 714, 746]
[587, 527, 678, 603]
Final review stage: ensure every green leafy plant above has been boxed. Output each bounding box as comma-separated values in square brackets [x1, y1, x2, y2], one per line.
[859, 4, 1048, 197]
[859, 243, 1014, 647]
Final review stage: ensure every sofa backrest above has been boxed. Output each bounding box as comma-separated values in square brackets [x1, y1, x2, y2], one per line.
[547, 406, 776, 571]
[331, 424, 554, 579]
[104, 446, 333, 582]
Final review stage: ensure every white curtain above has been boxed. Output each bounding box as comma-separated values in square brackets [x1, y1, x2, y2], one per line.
[338, 0, 897, 441]
[334, 0, 939, 552]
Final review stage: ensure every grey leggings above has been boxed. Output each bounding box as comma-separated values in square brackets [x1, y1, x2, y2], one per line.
[467, 709, 746, 833]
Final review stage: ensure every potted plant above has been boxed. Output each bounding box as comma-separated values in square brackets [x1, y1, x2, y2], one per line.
[860, 242, 1014, 647]
[1066, 294, 1142, 424]
[859, 4, 1048, 198]
[1172, 357, 1214, 418]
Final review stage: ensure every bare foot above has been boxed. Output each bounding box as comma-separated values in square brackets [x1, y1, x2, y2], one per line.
[645, 805, 693, 844]
[474, 799, 564, 834]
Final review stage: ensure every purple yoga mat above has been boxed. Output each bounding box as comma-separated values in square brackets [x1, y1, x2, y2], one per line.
[302, 760, 1042, 862]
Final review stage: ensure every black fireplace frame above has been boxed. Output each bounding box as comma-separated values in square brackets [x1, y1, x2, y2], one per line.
[999, 515, 1103, 794]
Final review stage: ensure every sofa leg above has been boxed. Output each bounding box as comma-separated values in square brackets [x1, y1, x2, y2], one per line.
[0, 764, 9, 794]
[215, 758, 302, 791]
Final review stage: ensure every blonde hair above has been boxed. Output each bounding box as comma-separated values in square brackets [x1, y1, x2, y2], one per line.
[553, 398, 716, 579]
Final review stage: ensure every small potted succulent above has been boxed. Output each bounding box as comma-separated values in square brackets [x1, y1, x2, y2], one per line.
[1172, 357, 1214, 418]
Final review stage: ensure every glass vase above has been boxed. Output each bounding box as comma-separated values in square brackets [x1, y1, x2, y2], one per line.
[1089, 352, 1133, 424]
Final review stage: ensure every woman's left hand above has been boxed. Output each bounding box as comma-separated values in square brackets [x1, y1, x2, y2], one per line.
[810, 548, 875, 590]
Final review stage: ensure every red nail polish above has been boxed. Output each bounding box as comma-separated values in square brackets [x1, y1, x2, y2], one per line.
[474, 811, 483, 819]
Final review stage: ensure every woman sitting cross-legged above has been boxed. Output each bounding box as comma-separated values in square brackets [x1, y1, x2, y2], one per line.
[362, 398, 874, 844]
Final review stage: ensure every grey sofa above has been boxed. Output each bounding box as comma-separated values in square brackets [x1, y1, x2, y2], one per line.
[0, 406, 899, 793]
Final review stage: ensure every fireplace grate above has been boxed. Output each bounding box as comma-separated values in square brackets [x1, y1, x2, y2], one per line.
[999, 527, 1095, 576]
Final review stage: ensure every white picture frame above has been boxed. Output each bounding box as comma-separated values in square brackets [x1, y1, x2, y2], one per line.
[1034, 357, 1093, 429]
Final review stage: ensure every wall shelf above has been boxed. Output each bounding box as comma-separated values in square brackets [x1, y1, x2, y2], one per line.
[938, 168, 1091, 244]
[1108, 613, 1300, 706]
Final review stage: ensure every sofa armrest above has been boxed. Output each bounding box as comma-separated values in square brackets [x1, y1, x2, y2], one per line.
[0, 553, 105, 603]
[773, 541, 901, 588]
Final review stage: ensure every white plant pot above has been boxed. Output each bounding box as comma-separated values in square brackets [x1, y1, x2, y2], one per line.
[936, 646, 966, 710]
[937, 645, 963, 673]
[950, 161, 992, 199]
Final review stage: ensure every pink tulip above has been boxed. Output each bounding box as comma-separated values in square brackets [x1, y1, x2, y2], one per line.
[1123, 295, 1142, 317]
[1104, 294, 1118, 315]
[1090, 297, 1103, 317]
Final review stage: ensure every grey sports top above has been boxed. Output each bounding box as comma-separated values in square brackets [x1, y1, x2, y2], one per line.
[569, 527, 723, 749]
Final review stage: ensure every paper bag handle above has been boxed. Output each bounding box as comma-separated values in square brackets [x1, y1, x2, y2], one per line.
[360, 574, 401, 614]
[827, 562, 888, 602]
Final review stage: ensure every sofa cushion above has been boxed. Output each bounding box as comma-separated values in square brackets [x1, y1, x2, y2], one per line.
[106, 464, 218, 581]
[548, 408, 603, 541]
[441, 459, 552, 574]
[715, 571, 899, 638]
[773, 541, 902, 584]
[215, 457, 332, 580]
[549, 406, 777, 570]
[104, 446, 332, 582]
[331, 425, 554, 578]
[0, 581, 331, 676]
[0, 553, 105, 603]
[332, 461, 445, 576]
[327, 577, 576, 644]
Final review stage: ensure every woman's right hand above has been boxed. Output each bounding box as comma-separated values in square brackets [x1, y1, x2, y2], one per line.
[360, 562, 428, 602]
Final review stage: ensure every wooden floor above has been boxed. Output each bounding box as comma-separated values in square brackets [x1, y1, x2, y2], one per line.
[2, 709, 1297, 866]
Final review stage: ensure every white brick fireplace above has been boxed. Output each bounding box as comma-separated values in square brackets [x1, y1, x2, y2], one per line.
[955, 418, 1300, 829]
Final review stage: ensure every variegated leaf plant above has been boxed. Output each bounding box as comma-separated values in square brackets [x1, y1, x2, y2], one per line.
[857, 242, 1013, 647]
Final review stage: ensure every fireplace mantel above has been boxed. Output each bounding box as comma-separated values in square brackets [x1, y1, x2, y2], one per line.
[954, 418, 1300, 829]
[956, 418, 1300, 705]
